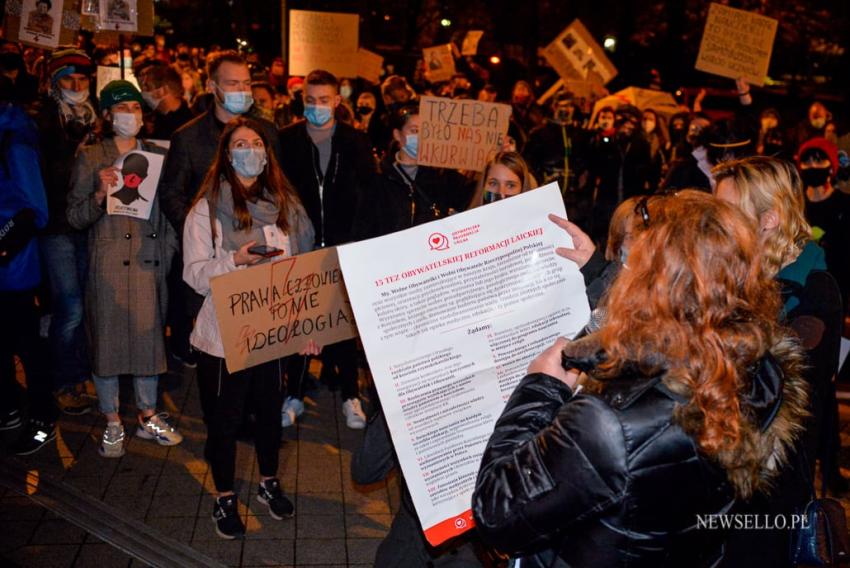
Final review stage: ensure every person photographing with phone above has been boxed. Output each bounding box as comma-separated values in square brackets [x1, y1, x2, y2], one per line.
[183, 117, 317, 539]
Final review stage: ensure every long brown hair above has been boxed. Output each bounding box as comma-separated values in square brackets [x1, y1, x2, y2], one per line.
[193, 117, 300, 233]
[596, 190, 781, 462]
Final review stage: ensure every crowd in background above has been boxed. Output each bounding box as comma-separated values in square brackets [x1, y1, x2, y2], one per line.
[1, 30, 849, 566]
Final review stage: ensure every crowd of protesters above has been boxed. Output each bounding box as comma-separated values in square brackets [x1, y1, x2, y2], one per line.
[0, 31, 849, 566]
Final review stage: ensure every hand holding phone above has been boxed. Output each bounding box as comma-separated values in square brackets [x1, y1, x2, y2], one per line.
[248, 244, 284, 257]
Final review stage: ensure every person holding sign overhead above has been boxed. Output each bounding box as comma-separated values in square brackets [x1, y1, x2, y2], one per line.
[183, 117, 317, 540]
[66, 80, 182, 459]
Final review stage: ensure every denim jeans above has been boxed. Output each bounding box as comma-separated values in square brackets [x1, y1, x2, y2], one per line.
[40, 233, 90, 391]
[92, 374, 158, 415]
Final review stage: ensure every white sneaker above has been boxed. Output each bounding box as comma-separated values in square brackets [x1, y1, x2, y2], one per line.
[99, 422, 126, 458]
[136, 413, 183, 446]
[342, 398, 366, 430]
[280, 397, 305, 428]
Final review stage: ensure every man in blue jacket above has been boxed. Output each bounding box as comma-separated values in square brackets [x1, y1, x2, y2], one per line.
[0, 76, 57, 455]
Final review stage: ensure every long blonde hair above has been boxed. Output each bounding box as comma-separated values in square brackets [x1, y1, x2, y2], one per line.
[712, 157, 811, 277]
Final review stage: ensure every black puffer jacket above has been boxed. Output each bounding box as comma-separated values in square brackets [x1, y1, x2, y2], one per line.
[472, 336, 808, 568]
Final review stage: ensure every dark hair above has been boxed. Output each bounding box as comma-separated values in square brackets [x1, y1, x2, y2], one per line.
[389, 103, 419, 132]
[305, 69, 339, 92]
[193, 117, 301, 234]
[37, 0, 51, 8]
[206, 50, 246, 82]
[145, 64, 183, 97]
[250, 81, 274, 99]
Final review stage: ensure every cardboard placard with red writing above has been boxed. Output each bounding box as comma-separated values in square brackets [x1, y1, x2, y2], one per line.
[417, 96, 512, 172]
[288, 10, 359, 79]
[542, 19, 617, 87]
[210, 247, 358, 373]
[695, 3, 778, 86]
[422, 44, 456, 84]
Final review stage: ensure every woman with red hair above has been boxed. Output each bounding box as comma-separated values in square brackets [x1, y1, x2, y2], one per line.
[472, 191, 809, 567]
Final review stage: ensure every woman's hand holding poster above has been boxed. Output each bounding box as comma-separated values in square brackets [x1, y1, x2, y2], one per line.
[337, 183, 590, 545]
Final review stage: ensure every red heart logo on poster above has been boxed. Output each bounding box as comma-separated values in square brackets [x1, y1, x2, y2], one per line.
[428, 233, 450, 251]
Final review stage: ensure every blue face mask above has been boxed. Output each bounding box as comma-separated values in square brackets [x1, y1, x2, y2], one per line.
[403, 134, 419, 158]
[230, 148, 267, 178]
[217, 85, 253, 115]
[304, 104, 333, 127]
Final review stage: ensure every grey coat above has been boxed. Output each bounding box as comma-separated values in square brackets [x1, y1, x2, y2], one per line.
[67, 138, 178, 377]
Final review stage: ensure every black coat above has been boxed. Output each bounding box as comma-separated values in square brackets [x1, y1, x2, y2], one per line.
[278, 120, 377, 247]
[473, 337, 808, 568]
[157, 109, 282, 233]
[356, 156, 470, 240]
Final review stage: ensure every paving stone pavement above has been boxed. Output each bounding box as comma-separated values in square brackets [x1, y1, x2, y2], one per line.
[1, 361, 397, 567]
[4, 358, 850, 567]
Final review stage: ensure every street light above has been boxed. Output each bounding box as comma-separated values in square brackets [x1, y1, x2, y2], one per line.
[489, 55, 501, 65]
[603, 35, 616, 52]
[440, 18, 451, 27]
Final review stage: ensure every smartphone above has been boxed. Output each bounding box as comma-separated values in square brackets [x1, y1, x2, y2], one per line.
[248, 244, 284, 257]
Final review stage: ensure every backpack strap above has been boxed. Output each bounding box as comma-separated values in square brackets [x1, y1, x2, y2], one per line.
[207, 198, 217, 259]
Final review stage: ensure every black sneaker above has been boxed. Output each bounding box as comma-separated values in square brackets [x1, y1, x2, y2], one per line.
[212, 495, 245, 539]
[0, 409, 22, 431]
[257, 478, 295, 520]
[13, 420, 56, 456]
[172, 348, 198, 369]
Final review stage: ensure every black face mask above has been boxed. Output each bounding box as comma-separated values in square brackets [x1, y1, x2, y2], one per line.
[357, 106, 374, 115]
[800, 167, 831, 188]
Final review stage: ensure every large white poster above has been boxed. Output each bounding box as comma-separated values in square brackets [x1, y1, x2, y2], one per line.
[106, 150, 163, 220]
[18, 0, 62, 49]
[337, 183, 590, 545]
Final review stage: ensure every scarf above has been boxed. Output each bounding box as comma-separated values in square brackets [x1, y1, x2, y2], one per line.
[214, 179, 281, 252]
[51, 86, 97, 133]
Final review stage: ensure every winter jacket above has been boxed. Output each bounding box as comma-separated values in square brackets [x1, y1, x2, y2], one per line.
[473, 334, 808, 568]
[158, 109, 282, 233]
[182, 184, 314, 358]
[278, 120, 377, 248]
[0, 103, 48, 291]
[356, 155, 469, 240]
[66, 138, 177, 377]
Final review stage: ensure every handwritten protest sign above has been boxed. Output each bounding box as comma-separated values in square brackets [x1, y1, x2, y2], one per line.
[542, 19, 617, 87]
[417, 96, 511, 172]
[289, 10, 359, 79]
[337, 183, 590, 545]
[210, 247, 358, 373]
[461, 30, 484, 56]
[5, 0, 77, 49]
[422, 44, 456, 83]
[695, 3, 778, 86]
[106, 150, 163, 221]
[356, 48, 384, 84]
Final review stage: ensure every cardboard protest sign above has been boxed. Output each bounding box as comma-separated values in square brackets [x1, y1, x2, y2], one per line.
[695, 3, 778, 86]
[356, 48, 384, 84]
[99, 0, 138, 32]
[417, 96, 512, 172]
[337, 183, 590, 545]
[542, 19, 617, 87]
[4, 0, 78, 48]
[422, 44, 456, 83]
[210, 247, 358, 374]
[106, 150, 162, 220]
[289, 10, 359, 79]
[81, 0, 154, 40]
[461, 30, 484, 56]
[96, 65, 140, 96]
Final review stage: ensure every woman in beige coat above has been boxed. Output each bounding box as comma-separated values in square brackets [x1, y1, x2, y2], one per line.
[67, 80, 181, 458]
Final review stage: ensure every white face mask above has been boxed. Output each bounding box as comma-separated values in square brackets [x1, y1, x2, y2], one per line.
[141, 90, 164, 111]
[112, 112, 141, 138]
[61, 88, 89, 105]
